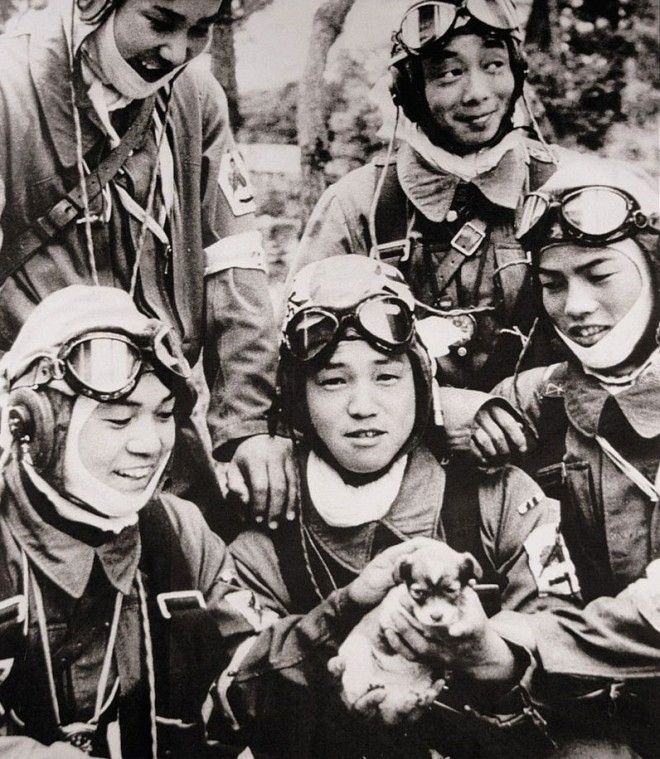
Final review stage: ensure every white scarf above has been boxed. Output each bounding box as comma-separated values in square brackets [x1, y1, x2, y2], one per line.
[552, 239, 656, 373]
[306, 451, 407, 528]
[397, 115, 528, 183]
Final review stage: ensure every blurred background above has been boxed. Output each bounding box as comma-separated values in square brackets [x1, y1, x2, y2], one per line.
[1, 0, 658, 300]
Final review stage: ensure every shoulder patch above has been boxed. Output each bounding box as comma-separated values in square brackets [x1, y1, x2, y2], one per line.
[218, 149, 257, 216]
[524, 523, 580, 597]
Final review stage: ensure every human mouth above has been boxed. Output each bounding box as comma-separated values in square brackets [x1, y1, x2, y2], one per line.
[566, 324, 610, 346]
[459, 110, 496, 128]
[114, 465, 154, 482]
[344, 429, 386, 445]
[129, 55, 175, 82]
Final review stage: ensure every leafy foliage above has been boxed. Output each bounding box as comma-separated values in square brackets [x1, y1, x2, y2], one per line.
[526, 0, 659, 150]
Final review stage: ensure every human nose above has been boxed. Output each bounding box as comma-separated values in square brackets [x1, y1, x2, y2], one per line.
[347, 379, 379, 418]
[462, 69, 490, 105]
[126, 418, 163, 457]
[563, 280, 598, 319]
[159, 31, 189, 66]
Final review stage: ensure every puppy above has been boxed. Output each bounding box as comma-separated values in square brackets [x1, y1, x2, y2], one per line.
[399, 543, 482, 628]
[328, 542, 481, 726]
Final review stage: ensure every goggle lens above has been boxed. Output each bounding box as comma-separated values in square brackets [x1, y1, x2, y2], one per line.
[517, 193, 550, 240]
[287, 310, 340, 361]
[398, 0, 518, 52]
[399, 2, 457, 50]
[286, 296, 414, 362]
[67, 337, 142, 395]
[562, 188, 630, 237]
[357, 296, 414, 346]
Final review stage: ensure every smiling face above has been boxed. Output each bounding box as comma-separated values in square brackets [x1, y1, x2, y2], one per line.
[538, 244, 647, 347]
[114, 0, 221, 81]
[421, 33, 515, 152]
[78, 372, 175, 494]
[305, 340, 416, 474]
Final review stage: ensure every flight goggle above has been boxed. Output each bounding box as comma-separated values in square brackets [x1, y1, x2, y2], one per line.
[393, 0, 519, 55]
[517, 186, 660, 247]
[284, 295, 415, 362]
[27, 328, 191, 402]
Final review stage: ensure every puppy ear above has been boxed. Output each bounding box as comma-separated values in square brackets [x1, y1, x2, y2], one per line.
[398, 559, 413, 584]
[459, 553, 483, 585]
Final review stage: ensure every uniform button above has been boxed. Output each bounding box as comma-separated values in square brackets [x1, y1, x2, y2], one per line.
[457, 347, 468, 357]
[446, 210, 458, 222]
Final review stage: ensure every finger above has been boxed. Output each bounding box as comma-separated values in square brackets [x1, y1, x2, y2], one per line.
[469, 437, 490, 465]
[476, 413, 511, 457]
[382, 627, 419, 662]
[327, 656, 345, 679]
[242, 463, 269, 525]
[215, 462, 230, 499]
[352, 687, 386, 718]
[471, 427, 500, 461]
[265, 459, 288, 530]
[490, 407, 527, 452]
[283, 448, 299, 522]
[225, 463, 250, 506]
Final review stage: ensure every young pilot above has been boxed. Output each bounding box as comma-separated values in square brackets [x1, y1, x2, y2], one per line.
[467, 159, 660, 755]
[228, 254, 581, 758]
[0, 284, 432, 758]
[288, 0, 574, 393]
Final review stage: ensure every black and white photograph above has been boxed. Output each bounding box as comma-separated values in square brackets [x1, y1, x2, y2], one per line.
[0, 0, 657, 756]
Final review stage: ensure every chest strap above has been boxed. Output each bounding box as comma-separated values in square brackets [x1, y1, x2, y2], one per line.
[0, 96, 155, 287]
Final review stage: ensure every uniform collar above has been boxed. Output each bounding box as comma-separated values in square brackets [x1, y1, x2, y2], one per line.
[304, 446, 443, 572]
[396, 130, 530, 223]
[3, 460, 140, 598]
[542, 357, 660, 440]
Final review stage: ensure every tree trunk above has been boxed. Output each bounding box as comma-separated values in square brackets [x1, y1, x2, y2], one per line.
[526, 0, 561, 59]
[209, 0, 242, 130]
[297, 0, 355, 225]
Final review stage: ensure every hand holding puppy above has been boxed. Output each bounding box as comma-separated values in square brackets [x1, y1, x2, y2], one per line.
[381, 543, 518, 689]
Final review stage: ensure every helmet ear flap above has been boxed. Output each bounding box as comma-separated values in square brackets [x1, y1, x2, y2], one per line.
[388, 56, 427, 125]
[7, 387, 56, 472]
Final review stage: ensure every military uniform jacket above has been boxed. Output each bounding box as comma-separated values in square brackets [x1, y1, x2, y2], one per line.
[0, 3, 277, 455]
[228, 445, 578, 758]
[0, 460, 363, 757]
[491, 359, 660, 682]
[289, 137, 571, 391]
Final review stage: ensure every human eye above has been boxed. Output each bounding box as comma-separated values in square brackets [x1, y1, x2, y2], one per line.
[483, 56, 507, 74]
[104, 413, 133, 428]
[157, 405, 175, 421]
[376, 371, 401, 385]
[144, 13, 174, 34]
[436, 65, 464, 84]
[539, 277, 563, 293]
[586, 266, 616, 284]
[317, 374, 346, 388]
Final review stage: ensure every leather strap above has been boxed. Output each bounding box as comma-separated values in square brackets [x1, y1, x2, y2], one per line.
[0, 96, 156, 286]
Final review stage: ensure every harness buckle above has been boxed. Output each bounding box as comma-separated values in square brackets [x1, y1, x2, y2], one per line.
[450, 221, 486, 257]
[375, 237, 412, 263]
[0, 595, 27, 627]
[156, 590, 206, 619]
